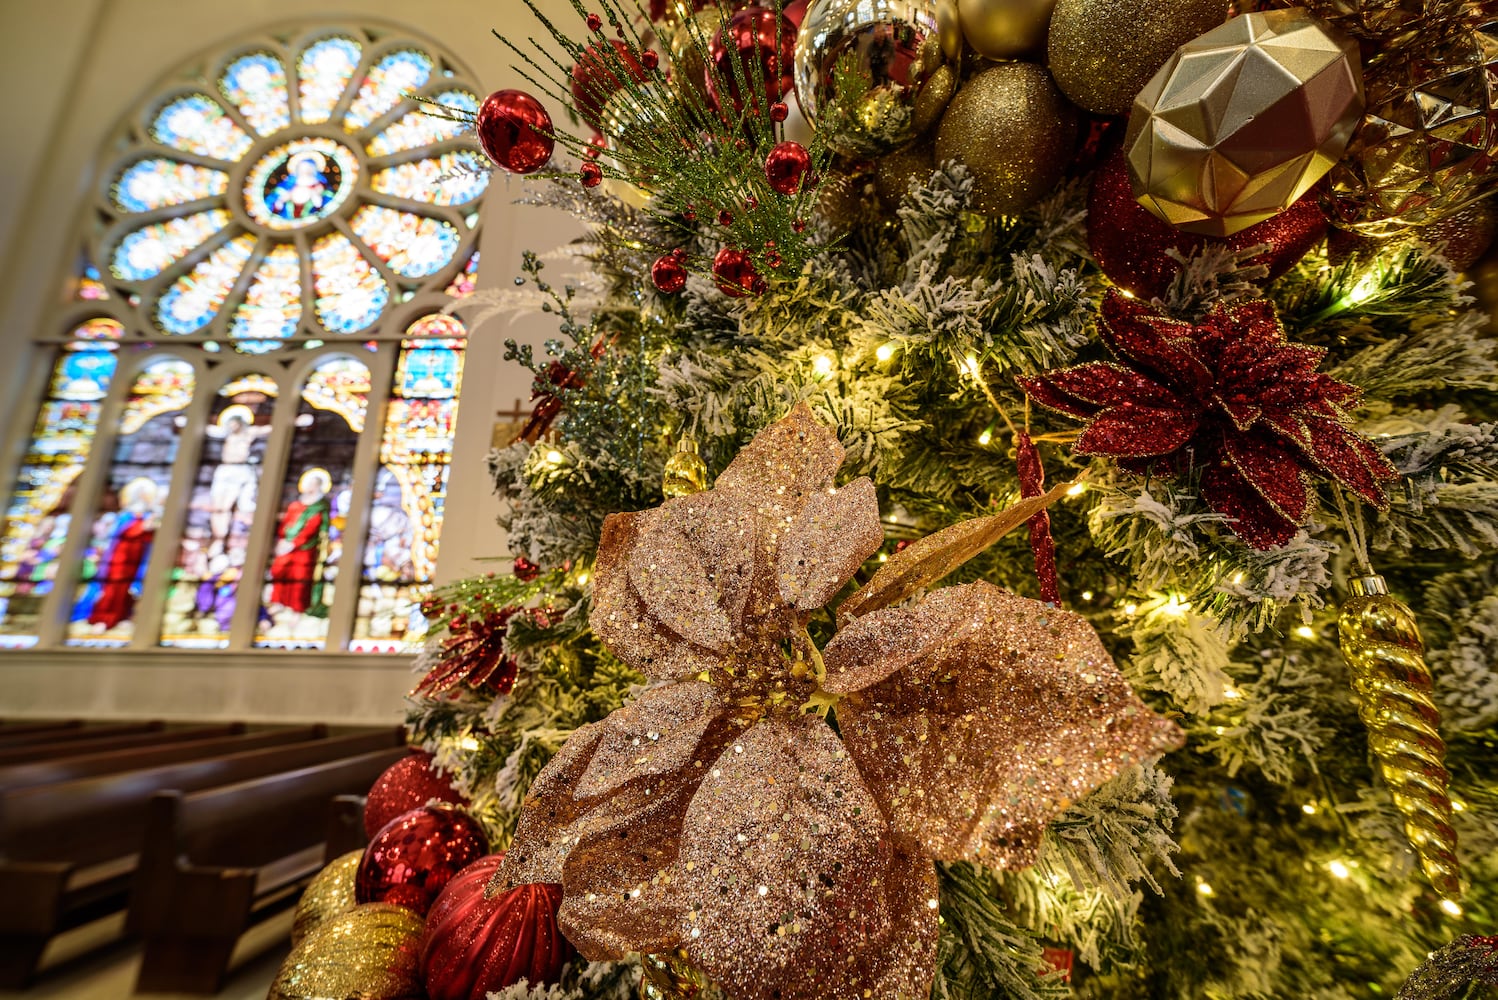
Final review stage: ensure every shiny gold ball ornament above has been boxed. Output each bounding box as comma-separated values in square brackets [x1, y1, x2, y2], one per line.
[640, 951, 726, 999]
[269, 903, 425, 1000]
[1123, 8, 1364, 237]
[1046, 0, 1226, 115]
[661, 437, 710, 498]
[957, 0, 1057, 58]
[291, 850, 361, 946]
[794, 0, 955, 158]
[1337, 574, 1462, 900]
[667, 8, 724, 105]
[934, 62, 1078, 217]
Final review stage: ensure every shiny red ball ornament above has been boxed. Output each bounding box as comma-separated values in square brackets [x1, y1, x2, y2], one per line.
[586, 12, 603, 31]
[420, 854, 575, 1000]
[642, 49, 660, 70]
[579, 162, 604, 188]
[782, 0, 809, 27]
[356, 805, 490, 916]
[705, 6, 796, 113]
[1087, 149, 1327, 299]
[652, 253, 689, 294]
[475, 90, 554, 175]
[770, 101, 789, 122]
[364, 751, 468, 839]
[570, 40, 647, 128]
[718, 208, 734, 226]
[765, 140, 812, 195]
[512, 556, 540, 581]
[712, 247, 759, 297]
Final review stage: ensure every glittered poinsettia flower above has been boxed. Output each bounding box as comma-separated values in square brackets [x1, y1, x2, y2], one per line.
[1017, 291, 1399, 549]
[494, 404, 1182, 1000]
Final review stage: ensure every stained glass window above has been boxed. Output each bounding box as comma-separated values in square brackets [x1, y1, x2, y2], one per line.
[157, 234, 257, 334]
[312, 232, 389, 333]
[345, 50, 434, 131]
[220, 52, 291, 137]
[229, 244, 301, 352]
[151, 94, 253, 161]
[371, 151, 490, 206]
[365, 90, 478, 156]
[445, 250, 479, 298]
[350, 206, 460, 278]
[75, 265, 110, 302]
[113, 159, 229, 214]
[111, 210, 232, 282]
[298, 37, 362, 125]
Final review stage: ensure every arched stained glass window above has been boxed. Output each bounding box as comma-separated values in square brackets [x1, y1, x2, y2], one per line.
[0, 23, 489, 653]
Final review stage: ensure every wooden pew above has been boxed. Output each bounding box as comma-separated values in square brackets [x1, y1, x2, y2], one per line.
[0, 726, 403, 987]
[0, 724, 246, 770]
[0, 722, 165, 754]
[0, 720, 82, 742]
[131, 747, 407, 994]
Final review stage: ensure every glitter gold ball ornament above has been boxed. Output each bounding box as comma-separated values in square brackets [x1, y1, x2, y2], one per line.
[815, 164, 876, 232]
[1046, 0, 1226, 115]
[291, 850, 361, 946]
[794, 0, 955, 158]
[268, 903, 425, 1000]
[875, 139, 935, 209]
[934, 62, 1078, 217]
[667, 8, 725, 104]
[957, 0, 1057, 58]
[1124, 8, 1364, 237]
[1337, 573, 1462, 899]
[662, 437, 710, 497]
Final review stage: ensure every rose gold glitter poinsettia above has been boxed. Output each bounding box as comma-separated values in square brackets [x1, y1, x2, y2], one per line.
[494, 404, 1183, 1000]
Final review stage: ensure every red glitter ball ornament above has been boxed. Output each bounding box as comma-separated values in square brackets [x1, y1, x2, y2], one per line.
[718, 208, 735, 226]
[1019, 292, 1399, 549]
[475, 90, 554, 175]
[356, 805, 490, 916]
[420, 854, 574, 1000]
[652, 253, 689, 294]
[765, 140, 811, 195]
[579, 161, 604, 188]
[1088, 148, 1327, 299]
[705, 6, 797, 113]
[712, 247, 759, 297]
[570, 40, 647, 128]
[364, 750, 468, 839]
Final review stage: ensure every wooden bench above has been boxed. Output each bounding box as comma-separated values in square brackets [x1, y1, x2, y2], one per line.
[0, 720, 83, 742]
[0, 721, 155, 750]
[0, 723, 247, 770]
[130, 747, 408, 994]
[0, 726, 402, 987]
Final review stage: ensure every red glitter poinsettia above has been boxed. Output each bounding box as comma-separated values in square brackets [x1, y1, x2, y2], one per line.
[1017, 292, 1398, 549]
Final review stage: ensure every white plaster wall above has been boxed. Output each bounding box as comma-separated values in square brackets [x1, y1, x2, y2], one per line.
[0, 0, 589, 723]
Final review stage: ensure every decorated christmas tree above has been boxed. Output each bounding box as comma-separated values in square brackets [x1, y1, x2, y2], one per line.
[270, 1, 1498, 998]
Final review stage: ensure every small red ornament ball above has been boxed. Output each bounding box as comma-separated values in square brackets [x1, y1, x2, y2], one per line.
[364, 750, 468, 839]
[765, 140, 812, 195]
[652, 253, 689, 294]
[1087, 149, 1327, 299]
[420, 854, 575, 1000]
[356, 805, 490, 916]
[712, 247, 760, 297]
[475, 90, 554, 175]
[570, 40, 647, 128]
[579, 161, 604, 188]
[706, 6, 797, 113]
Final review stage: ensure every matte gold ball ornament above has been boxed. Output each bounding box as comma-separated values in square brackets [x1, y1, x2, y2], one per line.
[291, 850, 361, 946]
[957, 0, 1057, 58]
[269, 903, 425, 1000]
[1124, 8, 1365, 236]
[934, 62, 1078, 217]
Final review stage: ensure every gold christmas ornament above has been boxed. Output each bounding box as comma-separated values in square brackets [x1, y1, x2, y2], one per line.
[957, 0, 1057, 58]
[815, 164, 876, 232]
[876, 140, 936, 209]
[661, 437, 710, 498]
[268, 903, 425, 1000]
[1337, 573, 1462, 899]
[934, 62, 1078, 217]
[1324, 18, 1498, 237]
[1279, 0, 1467, 47]
[794, 0, 955, 158]
[291, 850, 361, 946]
[666, 8, 724, 105]
[640, 951, 726, 999]
[1046, 0, 1227, 115]
[1124, 8, 1364, 237]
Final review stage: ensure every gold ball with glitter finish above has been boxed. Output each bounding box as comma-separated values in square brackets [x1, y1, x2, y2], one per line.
[876, 140, 936, 209]
[794, 0, 956, 159]
[268, 903, 425, 1000]
[934, 62, 1077, 218]
[291, 850, 361, 946]
[1046, 0, 1226, 115]
[957, 0, 1057, 58]
[1124, 8, 1365, 237]
[662, 438, 710, 498]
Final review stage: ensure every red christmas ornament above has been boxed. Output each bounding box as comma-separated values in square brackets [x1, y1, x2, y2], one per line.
[420, 854, 575, 1000]
[519, 335, 614, 442]
[712, 247, 759, 297]
[570, 40, 647, 128]
[356, 805, 490, 917]
[512, 556, 541, 581]
[642, 49, 660, 70]
[782, 0, 809, 27]
[364, 751, 468, 839]
[475, 90, 554, 175]
[1015, 432, 1060, 605]
[705, 6, 796, 113]
[586, 12, 603, 31]
[718, 208, 735, 226]
[764, 140, 812, 195]
[652, 253, 689, 294]
[1087, 149, 1327, 299]
[770, 101, 789, 122]
[1018, 292, 1399, 549]
[579, 161, 604, 188]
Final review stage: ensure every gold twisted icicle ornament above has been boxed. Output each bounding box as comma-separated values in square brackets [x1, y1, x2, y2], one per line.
[1337, 573, 1461, 899]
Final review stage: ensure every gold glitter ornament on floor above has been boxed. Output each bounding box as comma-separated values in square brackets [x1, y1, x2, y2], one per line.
[268, 902, 425, 1000]
[934, 63, 1078, 217]
[493, 404, 1182, 1000]
[291, 849, 361, 946]
[1337, 573, 1462, 899]
[662, 437, 710, 498]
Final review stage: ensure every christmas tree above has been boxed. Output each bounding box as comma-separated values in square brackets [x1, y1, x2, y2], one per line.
[272, 1, 1498, 998]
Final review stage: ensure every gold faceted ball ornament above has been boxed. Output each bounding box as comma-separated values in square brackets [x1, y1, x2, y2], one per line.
[268, 903, 425, 1000]
[934, 62, 1078, 217]
[640, 951, 727, 999]
[1046, 0, 1227, 115]
[794, 0, 956, 159]
[662, 437, 710, 498]
[1283, 0, 1467, 47]
[291, 850, 361, 946]
[875, 139, 936, 209]
[957, 0, 1057, 59]
[1124, 8, 1365, 237]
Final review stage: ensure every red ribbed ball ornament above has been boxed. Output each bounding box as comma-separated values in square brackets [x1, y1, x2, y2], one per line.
[356, 805, 490, 917]
[475, 90, 554, 175]
[364, 751, 468, 839]
[706, 6, 796, 113]
[420, 854, 574, 1000]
